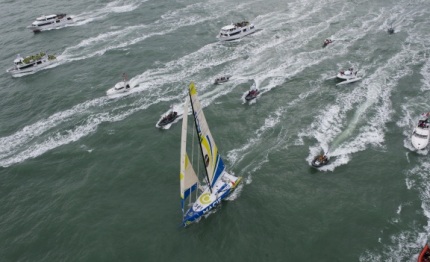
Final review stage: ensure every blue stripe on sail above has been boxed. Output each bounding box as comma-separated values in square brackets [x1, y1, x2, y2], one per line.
[211, 154, 225, 187]
[181, 183, 198, 212]
[206, 134, 213, 154]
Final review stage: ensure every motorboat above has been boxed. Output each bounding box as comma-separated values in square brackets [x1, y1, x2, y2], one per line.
[418, 243, 430, 262]
[217, 21, 256, 41]
[335, 68, 362, 86]
[411, 116, 430, 150]
[6, 52, 57, 77]
[156, 110, 179, 129]
[323, 39, 333, 48]
[311, 154, 329, 168]
[27, 14, 73, 32]
[106, 73, 133, 96]
[214, 75, 231, 85]
[245, 89, 260, 101]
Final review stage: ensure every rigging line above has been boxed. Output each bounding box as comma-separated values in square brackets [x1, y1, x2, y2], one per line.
[190, 105, 196, 206]
[196, 120, 200, 198]
[188, 88, 213, 193]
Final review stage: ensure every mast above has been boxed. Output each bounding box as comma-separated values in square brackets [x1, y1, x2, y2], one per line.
[188, 86, 213, 193]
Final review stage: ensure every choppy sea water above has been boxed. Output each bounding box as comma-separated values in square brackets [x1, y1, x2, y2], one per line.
[1, 0, 430, 261]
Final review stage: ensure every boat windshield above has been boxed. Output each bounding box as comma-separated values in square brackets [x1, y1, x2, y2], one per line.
[413, 132, 428, 139]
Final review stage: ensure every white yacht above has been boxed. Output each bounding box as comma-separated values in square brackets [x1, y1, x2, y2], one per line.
[106, 73, 134, 96]
[335, 68, 362, 86]
[6, 53, 57, 77]
[411, 117, 430, 150]
[27, 14, 73, 32]
[217, 21, 256, 41]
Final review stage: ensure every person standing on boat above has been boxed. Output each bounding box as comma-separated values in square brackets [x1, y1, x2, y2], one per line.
[122, 73, 131, 89]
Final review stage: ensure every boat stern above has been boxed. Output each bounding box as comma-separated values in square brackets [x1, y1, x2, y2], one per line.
[182, 174, 241, 227]
[412, 127, 430, 150]
[27, 25, 41, 32]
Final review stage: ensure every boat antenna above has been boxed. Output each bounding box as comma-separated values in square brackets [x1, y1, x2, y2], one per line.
[188, 88, 213, 193]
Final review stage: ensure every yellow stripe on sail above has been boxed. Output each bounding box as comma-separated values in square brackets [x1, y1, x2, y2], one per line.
[189, 82, 197, 95]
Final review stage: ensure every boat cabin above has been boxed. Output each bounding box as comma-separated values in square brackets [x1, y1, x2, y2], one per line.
[220, 22, 254, 32]
[36, 15, 57, 21]
[32, 14, 70, 26]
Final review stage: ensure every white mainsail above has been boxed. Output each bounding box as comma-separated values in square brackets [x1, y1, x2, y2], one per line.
[188, 82, 226, 187]
[179, 98, 199, 213]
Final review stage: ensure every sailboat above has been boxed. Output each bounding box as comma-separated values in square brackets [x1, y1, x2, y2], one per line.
[180, 82, 242, 226]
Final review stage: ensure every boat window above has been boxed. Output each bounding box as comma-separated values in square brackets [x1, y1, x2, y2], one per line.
[18, 64, 35, 70]
[413, 132, 428, 139]
[230, 31, 241, 36]
[37, 22, 53, 26]
[243, 29, 247, 32]
[250, 26, 254, 29]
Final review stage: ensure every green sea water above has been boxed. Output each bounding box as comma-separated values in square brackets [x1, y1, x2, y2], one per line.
[1, 0, 430, 261]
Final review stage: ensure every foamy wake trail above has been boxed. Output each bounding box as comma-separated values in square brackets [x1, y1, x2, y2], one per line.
[0, 88, 177, 167]
[359, 2, 430, 260]
[227, 86, 319, 170]
[300, 3, 429, 171]
[2, 0, 426, 170]
[224, 4, 395, 170]
[72, 0, 143, 26]
[0, 97, 109, 161]
[61, 0, 236, 62]
[420, 55, 430, 91]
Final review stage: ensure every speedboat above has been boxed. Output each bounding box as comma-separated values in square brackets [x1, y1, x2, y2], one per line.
[311, 154, 329, 168]
[6, 52, 57, 77]
[214, 75, 231, 85]
[411, 117, 430, 150]
[156, 110, 179, 129]
[335, 68, 362, 86]
[245, 89, 260, 101]
[217, 21, 256, 41]
[106, 73, 133, 96]
[418, 243, 430, 262]
[322, 39, 333, 48]
[27, 14, 73, 32]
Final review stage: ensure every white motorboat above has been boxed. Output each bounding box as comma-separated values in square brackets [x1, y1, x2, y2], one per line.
[217, 21, 256, 41]
[335, 68, 362, 86]
[411, 117, 430, 150]
[27, 14, 73, 32]
[214, 75, 231, 84]
[6, 53, 57, 77]
[106, 73, 134, 96]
